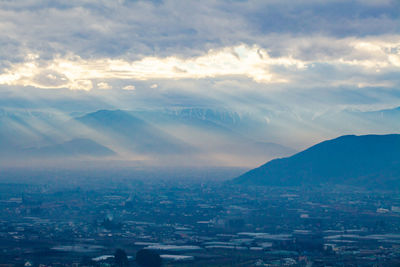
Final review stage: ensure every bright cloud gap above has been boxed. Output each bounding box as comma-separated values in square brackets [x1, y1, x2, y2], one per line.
[0, 38, 399, 91]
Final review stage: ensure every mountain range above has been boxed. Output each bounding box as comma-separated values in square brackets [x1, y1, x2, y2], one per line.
[0, 108, 295, 167]
[233, 134, 400, 188]
[1, 104, 399, 169]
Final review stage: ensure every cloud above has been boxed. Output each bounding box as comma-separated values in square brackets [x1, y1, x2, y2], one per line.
[122, 85, 135, 90]
[0, 44, 305, 90]
[0, 0, 398, 67]
[0, 37, 398, 91]
[97, 82, 112, 90]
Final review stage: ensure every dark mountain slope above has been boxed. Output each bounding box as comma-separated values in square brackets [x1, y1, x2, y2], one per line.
[233, 134, 400, 188]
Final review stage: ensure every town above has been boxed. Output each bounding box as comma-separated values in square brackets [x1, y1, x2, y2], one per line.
[1, 175, 400, 266]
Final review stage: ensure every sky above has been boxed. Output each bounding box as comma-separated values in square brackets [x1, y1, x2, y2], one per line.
[0, 0, 400, 150]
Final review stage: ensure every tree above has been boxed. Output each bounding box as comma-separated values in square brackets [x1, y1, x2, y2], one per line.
[136, 249, 162, 267]
[114, 248, 129, 267]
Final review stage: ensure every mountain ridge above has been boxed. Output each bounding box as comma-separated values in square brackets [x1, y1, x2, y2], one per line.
[233, 134, 400, 188]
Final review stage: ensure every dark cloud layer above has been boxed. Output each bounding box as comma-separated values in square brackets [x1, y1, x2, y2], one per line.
[1, 0, 399, 61]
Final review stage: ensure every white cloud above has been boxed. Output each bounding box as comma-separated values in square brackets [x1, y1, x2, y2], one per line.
[0, 37, 398, 91]
[122, 85, 135, 90]
[72, 79, 93, 91]
[97, 82, 112, 90]
[0, 44, 303, 90]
